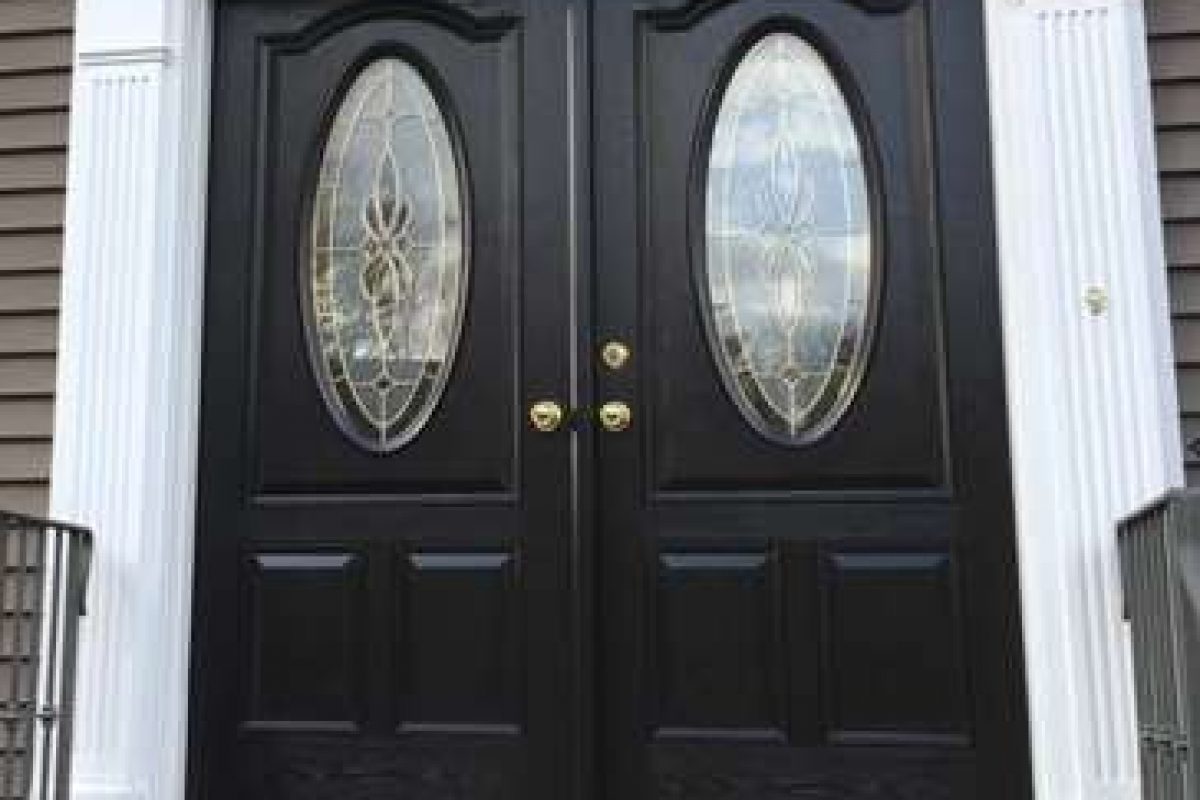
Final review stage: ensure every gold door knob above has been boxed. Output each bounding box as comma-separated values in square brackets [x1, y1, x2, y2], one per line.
[598, 401, 632, 433]
[529, 400, 566, 433]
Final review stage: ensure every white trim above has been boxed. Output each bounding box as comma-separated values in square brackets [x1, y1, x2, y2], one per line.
[53, 1, 212, 799]
[76, 47, 174, 67]
[986, 1, 1183, 798]
[52, 0, 1181, 798]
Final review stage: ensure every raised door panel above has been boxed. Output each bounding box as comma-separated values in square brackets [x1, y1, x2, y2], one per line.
[253, 10, 521, 497]
[397, 550, 521, 731]
[240, 551, 367, 729]
[653, 550, 784, 736]
[643, 1, 946, 496]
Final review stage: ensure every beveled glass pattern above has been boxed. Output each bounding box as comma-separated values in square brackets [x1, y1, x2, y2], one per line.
[704, 33, 874, 443]
[308, 58, 465, 451]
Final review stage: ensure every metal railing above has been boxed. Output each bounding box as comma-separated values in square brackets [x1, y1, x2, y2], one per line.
[1119, 490, 1200, 800]
[0, 512, 91, 800]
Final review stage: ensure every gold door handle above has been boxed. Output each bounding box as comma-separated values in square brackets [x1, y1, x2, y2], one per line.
[529, 400, 566, 433]
[598, 401, 632, 433]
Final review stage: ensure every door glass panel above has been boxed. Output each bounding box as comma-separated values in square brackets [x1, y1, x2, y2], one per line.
[307, 58, 466, 452]
[703, 33, 875, 444]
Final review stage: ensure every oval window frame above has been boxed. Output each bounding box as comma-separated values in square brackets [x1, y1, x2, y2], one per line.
[299, 50, 473, 455]
[692, 25, 885, 448]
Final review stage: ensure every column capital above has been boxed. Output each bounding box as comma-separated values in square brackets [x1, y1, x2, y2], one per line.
[75, 0, 169, 54]
[989, 0, 1140, 14]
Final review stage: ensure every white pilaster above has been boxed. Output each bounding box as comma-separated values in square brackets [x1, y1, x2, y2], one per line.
[51, 0, 212, 798]
[986, 1, 1183, 798]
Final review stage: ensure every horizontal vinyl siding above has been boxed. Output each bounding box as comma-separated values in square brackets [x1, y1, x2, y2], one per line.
[0, 1, 69, 730]
[0, 2, 71, 36]
[1150, 0, 1200, 484]
[0, 1, 72, 517]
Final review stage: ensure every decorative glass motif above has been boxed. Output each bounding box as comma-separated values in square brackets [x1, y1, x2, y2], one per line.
[704, 33, 875, 444]
[308, 58, 465, 451]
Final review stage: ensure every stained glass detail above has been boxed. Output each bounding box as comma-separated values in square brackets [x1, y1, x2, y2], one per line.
[308, 58, 465, 451]
[704, 33, 875, 444]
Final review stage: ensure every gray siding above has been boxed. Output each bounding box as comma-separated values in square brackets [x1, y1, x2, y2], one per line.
[0, 2, 71, 516]
[1151, 0, 1200, 484]
[0, 4, 70, 777]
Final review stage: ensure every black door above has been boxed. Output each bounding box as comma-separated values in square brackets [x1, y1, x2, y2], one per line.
[191, 1, 581, 797]
[191, 0, 1030, 798]
[592, 1, 1031, 797]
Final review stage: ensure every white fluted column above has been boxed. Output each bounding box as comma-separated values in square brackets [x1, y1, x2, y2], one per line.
[51, 0, 211, 798]
[986, 1, 1183, 798]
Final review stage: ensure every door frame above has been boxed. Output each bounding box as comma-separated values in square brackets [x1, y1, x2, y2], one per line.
[53, 1, 1183, 799]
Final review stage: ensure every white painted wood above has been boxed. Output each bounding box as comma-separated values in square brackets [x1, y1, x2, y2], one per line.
[75, 1, 166, 54]
[986, 0, 1184, 798]
[52, 0, 212, 798]
[50, 0, 1183, 798]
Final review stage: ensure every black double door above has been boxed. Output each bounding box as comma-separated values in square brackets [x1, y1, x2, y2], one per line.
[191, 1, 1031, 798]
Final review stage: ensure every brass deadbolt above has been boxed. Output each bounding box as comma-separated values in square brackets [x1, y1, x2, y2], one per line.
[601, 341, 632, 371]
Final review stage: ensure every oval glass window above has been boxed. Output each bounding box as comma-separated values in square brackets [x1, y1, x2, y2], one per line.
[703, 33, 876, 444]
[307, 58, 466, 452]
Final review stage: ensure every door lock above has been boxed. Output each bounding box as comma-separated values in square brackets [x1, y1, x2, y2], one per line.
[598, 401, 632, 433]
[600, 340, 632, 371]
[529, 400, 566, 433]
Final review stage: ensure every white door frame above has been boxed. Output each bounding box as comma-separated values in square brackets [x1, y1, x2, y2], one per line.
[52, 0, 1182, 798]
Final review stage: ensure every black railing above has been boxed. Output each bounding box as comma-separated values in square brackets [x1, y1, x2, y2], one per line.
[1119, 490, 1200, 800]
[0, 512, 91, 800]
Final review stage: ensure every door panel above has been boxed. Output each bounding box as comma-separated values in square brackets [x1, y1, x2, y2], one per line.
[254, 8, 518, 496]
[241, 551, 366, 727]
[644, 4, 945, 495]
[653, 550, 783, 734]
[396, 550, 520, 729]
[593, 0, 1030, 798]
[822, 549, 968, 740]
[191, 1, 579, 799]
